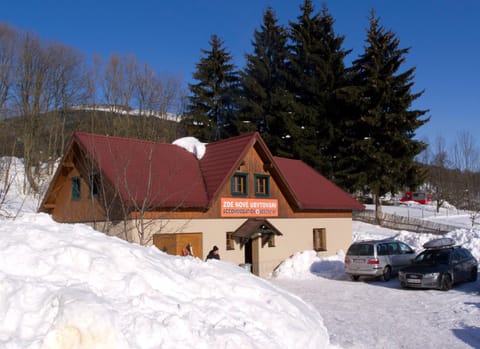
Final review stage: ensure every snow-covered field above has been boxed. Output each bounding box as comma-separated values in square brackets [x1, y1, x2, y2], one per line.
[1, 158, 479, 348]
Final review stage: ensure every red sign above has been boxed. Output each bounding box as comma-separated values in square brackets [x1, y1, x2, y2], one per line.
[221, 198, 278, 217]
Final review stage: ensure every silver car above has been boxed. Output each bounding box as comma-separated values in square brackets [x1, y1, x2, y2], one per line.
[344, 239, 416, 281]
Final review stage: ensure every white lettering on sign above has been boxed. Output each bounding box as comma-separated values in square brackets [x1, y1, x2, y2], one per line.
[220, 198, 279, 217]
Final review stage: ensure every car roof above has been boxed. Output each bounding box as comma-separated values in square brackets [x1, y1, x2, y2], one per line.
[352, 238, 401, 244]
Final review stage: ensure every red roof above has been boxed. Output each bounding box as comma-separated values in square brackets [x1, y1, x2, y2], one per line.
[273, 157, 364, 210]
[72, 132, 362, 211]
[74, 132, 208, 209]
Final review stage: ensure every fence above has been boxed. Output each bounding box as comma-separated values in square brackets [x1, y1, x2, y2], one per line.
[353, 210, 459, 235]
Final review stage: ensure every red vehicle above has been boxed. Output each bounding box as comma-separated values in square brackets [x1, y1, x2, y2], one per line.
[400, 192, 431, 204]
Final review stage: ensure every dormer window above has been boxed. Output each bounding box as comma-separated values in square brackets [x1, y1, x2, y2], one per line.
[231, 173, 248, 196]
[255, 174, 270, 197]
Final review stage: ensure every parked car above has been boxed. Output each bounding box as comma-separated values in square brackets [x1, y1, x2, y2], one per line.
[344, 239, 416, 281]
[398, 238, 478, 291]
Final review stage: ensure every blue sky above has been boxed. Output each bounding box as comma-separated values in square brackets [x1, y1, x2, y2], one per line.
[3, 1, 480, 147]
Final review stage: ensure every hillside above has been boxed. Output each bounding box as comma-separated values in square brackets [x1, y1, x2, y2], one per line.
[0, 108, 185, 160]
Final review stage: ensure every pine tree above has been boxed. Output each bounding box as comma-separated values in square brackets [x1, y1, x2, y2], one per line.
[337, 11, 429, 215]
[288, 1, 350, 176]
[185, 34, 239, 141]
[239, 7, 295, 157]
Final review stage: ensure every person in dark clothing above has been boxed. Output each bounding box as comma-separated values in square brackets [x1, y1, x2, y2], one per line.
[206, 245, 220, 260]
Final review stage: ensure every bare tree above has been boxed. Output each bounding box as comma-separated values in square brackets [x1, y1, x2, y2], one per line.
[45, 42, 89, 174]
[0, 23, 16, 118]
[451, 130, 479, 172]
[427, 135, 452, 212]
[13, 31, 51, 193]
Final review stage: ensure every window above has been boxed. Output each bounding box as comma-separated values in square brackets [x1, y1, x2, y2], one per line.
[71, 177, 81, 200]
[231, 173, 248, 196]
[226, 232, 235, 250]
[254, 174, 270, 197]
[89, 173, 100, 197]
[313, 228, 326, 251]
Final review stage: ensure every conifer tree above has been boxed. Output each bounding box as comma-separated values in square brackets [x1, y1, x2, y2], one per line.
[288, 1, 350, 176]
[239, 7, 295, 157]
[337, 12, 429, 215]
[185, 34, 239, 141]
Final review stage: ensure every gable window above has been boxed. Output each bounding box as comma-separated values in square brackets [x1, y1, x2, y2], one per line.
[254, 174, 270, 197]
[71, 177, 81, 200]
[313, 228, 327, 251]
[226, 232, 235, 250]
[89, 173, 100, 197]
[231, 173, 248, 196]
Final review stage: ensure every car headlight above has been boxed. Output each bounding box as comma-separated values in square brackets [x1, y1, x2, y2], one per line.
[423, 272, 440, 279]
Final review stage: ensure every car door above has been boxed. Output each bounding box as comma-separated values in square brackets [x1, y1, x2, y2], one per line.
[398, 242, 416, 268]
[388, 242, 414, 270]
[452, 249, 470, 282]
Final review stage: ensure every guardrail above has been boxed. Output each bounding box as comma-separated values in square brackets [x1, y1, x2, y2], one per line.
[353, 210, 459, 235]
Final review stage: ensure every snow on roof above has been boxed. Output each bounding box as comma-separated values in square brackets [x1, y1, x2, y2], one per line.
[172, 137, 207, 160]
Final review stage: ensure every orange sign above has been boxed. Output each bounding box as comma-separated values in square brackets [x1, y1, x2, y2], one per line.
[221, 198, 278, 217]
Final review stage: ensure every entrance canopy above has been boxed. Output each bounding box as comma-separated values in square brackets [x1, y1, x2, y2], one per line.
[232, 218, 283, 239]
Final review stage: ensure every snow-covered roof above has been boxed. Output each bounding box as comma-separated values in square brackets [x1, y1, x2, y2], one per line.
[172, 136, 206, 160]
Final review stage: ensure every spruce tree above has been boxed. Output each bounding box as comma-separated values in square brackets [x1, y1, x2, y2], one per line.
[337, 11, 429, 215]
[185, 34, 239, 141]
[288, 1, 350, 177]
[239, 7, 295, 157]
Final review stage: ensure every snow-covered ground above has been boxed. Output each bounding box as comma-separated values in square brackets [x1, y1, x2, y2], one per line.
[271, 221, 480, 349]
[1, 158, 479, 348]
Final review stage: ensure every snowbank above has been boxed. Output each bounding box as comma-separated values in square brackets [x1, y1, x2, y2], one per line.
[0, 213, 333, 349]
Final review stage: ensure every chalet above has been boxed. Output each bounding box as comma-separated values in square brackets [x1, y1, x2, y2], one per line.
[39, 131, 364, 277]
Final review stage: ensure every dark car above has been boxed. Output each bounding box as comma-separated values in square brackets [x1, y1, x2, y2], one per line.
[398, 238, 478, 291]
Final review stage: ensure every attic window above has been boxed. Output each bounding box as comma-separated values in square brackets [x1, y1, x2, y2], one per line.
[231, 173, 248, 196]
[71, 177, 81, 201]
[254, 174, 269, 197]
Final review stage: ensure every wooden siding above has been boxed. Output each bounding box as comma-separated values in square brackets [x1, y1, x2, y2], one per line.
[49, 166, 107, 223]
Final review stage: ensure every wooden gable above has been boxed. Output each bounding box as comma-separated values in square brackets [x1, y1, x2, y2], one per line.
[40, 143, 110, 222]
[205, 142, 298, 219]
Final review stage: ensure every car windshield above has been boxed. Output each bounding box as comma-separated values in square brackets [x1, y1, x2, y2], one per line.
[414, 249, 450, 265]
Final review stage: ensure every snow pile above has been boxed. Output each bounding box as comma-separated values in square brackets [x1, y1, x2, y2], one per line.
[0, 213, 332, 349]
[172, 137, 206, 160]
[271, 250, 347, 280]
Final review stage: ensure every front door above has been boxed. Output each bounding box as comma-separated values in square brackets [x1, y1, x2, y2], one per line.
[244, 235, 260, 275]
[245, 239, 252, 265]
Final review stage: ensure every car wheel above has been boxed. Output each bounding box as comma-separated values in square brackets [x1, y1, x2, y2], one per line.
[351, 275, 360, 281]
[381, 266, 392, 282]
[470, 266, 478, 282]
[440, 273, 452, 291]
